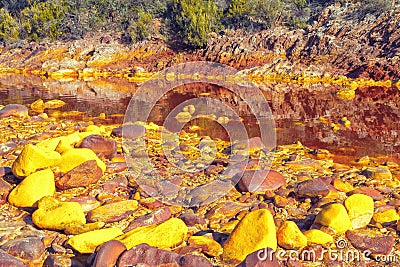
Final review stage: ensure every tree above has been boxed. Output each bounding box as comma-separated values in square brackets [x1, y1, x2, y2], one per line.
[171, 0, 221, 48]
[20, 0, 68, 41]
[0, 8, 19, 42]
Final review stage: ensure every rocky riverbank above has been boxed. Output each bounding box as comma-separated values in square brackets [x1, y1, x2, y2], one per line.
[0, 3, 399, 89]
[0, 101, 400, 266]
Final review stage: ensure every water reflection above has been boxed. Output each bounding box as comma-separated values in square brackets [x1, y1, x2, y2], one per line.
[0, 74, 399, 159]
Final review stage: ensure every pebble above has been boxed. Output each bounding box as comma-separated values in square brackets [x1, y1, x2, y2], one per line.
[92, 240, 126, 267]
[222, 209, 277, 263]
[314, 203, 352, 234]
[344, 193, 374, 229]
[0, 249, 27, 267]
[12, 144, 61, 177]
[56, 160, 102, 189]
[362, 167, 393, 181]
[179, 211, 207, 227]
[117, 218, 188, 250]
[111, 124, 145, 139]
[294, 178, 330, 198]
[87, 200, 138, 223]
[276, 220, 307, 249]
[0, 104, 29, 119]
[32, 196, 86, 230]
[124, 207, 171, 232]
[236, 170, 286, 193]
[8, 168, 55, 208]
[1, 237, 45, 261]
[79, 134, 117, 159]
[67, 227, 123, 254]
[351, 187, 384, 200]
[43, 255, 72, 267]
[372, 209, 399, 224]
[238, 248, 280, 267]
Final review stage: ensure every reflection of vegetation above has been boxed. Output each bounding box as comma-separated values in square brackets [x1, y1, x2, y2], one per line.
[0, 0, 394, 46]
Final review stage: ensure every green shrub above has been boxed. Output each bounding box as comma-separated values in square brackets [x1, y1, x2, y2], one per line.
[127, 9, 153, 42]
[0, 8, 20, 42]
[171, 0, 222, 48]
[20, 0, 68, 41]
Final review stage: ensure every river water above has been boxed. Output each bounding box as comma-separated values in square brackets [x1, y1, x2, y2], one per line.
[0, 74, 399, 163]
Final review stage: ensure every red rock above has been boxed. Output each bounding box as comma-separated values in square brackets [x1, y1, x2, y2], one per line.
[112, 124, 145, 139]
[103, 176, 129, 193]
[236, 170, 286, 193]
[1, 237, 44, 261]
[180, 254, 213, 267]
[56, 160, 102, 189]
[68, 196, 100, 212]
[237, 248, 281, 267]
[117, 244, 180, 267]
[0, 249, 27, 267]
[0, 177, 11, 194]
[93, 240, 126, 267]
[350, 187, 384, 200]
[346, 229, 395, 255]
[106, 162, 128, 173]
[294, 178, 330, 198]
[140, 198, 163, 210]
[0, 104, 28, 119]
[179, 212, 207, 227]
[124, 207, 171, 232]
[79, 134, 117, 159]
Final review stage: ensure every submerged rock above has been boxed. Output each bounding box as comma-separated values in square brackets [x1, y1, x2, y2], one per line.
[79, 134, 117, 159]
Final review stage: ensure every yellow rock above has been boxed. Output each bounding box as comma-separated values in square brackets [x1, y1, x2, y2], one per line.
[12, 144, 62, 177]
[303, 229, 333, 245]
[344, 194, 374, 229]
[8, 169, 55, 208]
[30, 99, 45, 112]
[314, 203, 352, 233]
[56, 148, 106, 173]
[188, 235, 223, 257]
[67, 227, 123, 254]
[55, 138, 75, 153]
[183, 104, 195, 115]
[333, 179, 354, 193]
[222, 209, 277, 263]
[220, 220, 240, 234]
[116, 218, 188, 250]
[44, 99, 66, 109]
[64, 222, 106, 235]
[277, 221, 307, 249]
[363, 167, 392, 181]
[373, 209, 399, 224]
[37, 137, 62, 151]
[32, 196, 86, 230]
[37, 133, 81, 152]
[175, 111, 192, 123]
